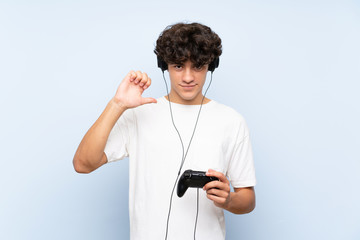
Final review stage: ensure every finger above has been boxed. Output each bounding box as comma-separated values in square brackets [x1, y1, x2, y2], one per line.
[129, 70, 136, 82]
[122, 70, 134, 83]
[139, 72, 148, 87]
[134, 70, 143, 84]
[206, 188, 229, 199]
[141, 97, 157, 105]
[203, 180, 219, 190]
[203, 181, 230, 192]
[143, 77, 151, 90]
[207, 193, 228, 205]
[206, 169, 229, 184]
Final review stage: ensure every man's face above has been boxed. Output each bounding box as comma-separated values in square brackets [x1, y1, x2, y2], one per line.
[167, 60, 208, 105]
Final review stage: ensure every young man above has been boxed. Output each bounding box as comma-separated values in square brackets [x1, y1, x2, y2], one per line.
[73, 22, 256, 240]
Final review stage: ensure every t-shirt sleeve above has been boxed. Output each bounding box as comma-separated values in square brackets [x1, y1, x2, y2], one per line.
[226, 120, 257, 188]
[104, 110, 133, 163]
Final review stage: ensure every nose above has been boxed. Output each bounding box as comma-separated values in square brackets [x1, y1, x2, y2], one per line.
[182, 68, 195, 84]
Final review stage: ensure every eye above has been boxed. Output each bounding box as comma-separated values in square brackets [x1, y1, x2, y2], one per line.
[172, 64, 183, 70]
[194, 65, 204, 71]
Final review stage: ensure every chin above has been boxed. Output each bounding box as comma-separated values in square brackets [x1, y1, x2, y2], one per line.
[171, 89, 202, 104]
[181, 95, 195, 101]
[180, 93, 198, 101]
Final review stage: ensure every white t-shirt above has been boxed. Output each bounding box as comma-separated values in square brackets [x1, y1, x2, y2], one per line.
[104, 96, 256, 240]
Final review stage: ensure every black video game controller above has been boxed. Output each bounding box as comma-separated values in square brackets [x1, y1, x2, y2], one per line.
[177, 169, 219, 197]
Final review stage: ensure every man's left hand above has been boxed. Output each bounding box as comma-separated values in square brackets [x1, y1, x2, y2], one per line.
[203, 169, 231, 209]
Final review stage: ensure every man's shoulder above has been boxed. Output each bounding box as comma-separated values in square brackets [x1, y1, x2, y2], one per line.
[210, 100, 246, 122]
[209, 100, 250, 139]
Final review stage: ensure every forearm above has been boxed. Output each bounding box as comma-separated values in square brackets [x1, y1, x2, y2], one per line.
[223, 187, 256, 214]
[73, 98, 127, 173]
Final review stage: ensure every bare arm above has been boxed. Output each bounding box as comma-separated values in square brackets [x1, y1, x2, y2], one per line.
[223, 187, 255, 214]
[73, 71, 156, 173]
[73, 100, 127, 173]
[203, 169, 256, 214]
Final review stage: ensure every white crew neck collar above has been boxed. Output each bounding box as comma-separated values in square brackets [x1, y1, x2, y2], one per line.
[160, 96, 214, 107]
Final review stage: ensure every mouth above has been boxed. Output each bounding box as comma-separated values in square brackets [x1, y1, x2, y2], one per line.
[180, 84, 196, 90]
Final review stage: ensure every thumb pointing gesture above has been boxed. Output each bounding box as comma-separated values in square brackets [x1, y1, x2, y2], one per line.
[114, 70, 157, 109]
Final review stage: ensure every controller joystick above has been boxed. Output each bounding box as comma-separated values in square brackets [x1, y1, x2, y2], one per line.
[177, 169, 219, 197]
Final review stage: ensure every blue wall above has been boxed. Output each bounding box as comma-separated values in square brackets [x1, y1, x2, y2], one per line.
[0, 0, 359, 239]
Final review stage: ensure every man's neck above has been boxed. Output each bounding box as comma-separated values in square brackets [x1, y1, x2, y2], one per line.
[164, 95, 211, 105]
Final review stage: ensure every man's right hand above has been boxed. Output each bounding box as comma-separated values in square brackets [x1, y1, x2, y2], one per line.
[113, 70, 157, 109]
[73, 70, 157, 173]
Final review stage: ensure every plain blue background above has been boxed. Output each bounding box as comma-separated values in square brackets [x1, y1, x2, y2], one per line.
[1, 0, 359, 239]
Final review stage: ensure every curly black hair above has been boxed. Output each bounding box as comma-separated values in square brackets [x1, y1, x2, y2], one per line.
[154, 22, 222, 67]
